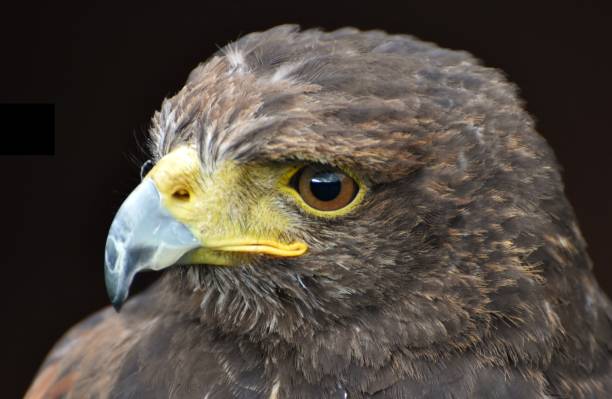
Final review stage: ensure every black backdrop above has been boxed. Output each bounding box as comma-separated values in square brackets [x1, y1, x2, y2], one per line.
[2, 1, 611, 396]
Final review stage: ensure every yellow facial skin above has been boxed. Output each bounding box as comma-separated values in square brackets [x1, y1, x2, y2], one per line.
[145, 146, 367, 266]
[146, 146, 308, 266]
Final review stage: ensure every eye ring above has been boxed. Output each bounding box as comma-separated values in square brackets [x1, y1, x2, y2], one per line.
[290, 165, 359, 212]
[140, 159, 156, 180]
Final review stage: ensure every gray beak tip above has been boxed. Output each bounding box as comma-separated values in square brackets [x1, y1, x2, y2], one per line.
[111, 298, 125, 313]
[104, 266, 129, 312]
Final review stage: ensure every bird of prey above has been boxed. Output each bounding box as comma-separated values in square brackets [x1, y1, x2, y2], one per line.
[26, 25, 612, 398]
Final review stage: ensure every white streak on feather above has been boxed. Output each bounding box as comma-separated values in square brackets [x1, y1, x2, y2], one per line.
[270, 61, 302, 83]
[224, 44, 249, 74]
[269, 381, 280, 399]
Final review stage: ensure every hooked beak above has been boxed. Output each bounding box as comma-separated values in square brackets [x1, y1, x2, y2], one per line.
[104, 178, 200, 310]
[103, 146, 308, 311]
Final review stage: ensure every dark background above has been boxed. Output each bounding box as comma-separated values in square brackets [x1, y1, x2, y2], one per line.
[1, 1, 611, 397]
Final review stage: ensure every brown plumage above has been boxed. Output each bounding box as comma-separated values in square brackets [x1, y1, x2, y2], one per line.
[27, 25, 612, 398]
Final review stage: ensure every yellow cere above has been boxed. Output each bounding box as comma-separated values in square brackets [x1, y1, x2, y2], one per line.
[145, 146, 308, 266]
[144, 146, 367, 266]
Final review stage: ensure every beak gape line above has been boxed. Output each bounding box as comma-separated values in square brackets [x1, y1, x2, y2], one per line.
[104, 150, 310, 311]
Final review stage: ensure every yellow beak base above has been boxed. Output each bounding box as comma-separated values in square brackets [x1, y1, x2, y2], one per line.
[182, 239, 308, 266]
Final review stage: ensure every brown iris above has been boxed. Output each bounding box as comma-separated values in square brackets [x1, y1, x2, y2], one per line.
[291, 165, 359, 211]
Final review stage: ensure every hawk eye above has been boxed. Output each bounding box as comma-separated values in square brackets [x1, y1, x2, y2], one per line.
[140, 159, 156, 180]
[291, 165, 359, 211]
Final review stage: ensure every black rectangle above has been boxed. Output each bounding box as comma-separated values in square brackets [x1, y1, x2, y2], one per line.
[0, 104, 55, 155]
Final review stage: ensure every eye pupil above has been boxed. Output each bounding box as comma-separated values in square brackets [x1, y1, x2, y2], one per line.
[140, 159, 155, 180]
[310, 172, 342, 201]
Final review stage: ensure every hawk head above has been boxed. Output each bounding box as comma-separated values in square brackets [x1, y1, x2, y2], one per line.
[104, 25, 605, 375]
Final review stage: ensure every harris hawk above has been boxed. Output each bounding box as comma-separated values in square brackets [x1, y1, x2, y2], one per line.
[26, 25, 612, 398]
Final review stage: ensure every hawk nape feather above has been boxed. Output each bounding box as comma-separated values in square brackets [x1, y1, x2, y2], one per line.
[26, 25, 612, 399]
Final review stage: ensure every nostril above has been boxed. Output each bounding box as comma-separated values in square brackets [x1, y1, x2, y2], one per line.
[172, 188, 191, 201]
